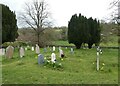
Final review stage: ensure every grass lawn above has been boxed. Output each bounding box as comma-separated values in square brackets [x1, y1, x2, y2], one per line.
[2, 47, 118, 84]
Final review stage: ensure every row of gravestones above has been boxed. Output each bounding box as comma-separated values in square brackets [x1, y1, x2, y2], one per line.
[0, 44, 74, 59]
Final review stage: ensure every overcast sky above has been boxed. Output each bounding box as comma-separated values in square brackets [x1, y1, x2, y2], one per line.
[1, 0, 113, 27]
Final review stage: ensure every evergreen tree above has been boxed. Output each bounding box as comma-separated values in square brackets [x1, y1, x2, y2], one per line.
[68, 14, 101, 49]
[2, 4, 18, 43]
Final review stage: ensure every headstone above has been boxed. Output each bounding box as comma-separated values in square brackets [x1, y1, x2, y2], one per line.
[58, 46, 61, 51]
[51, 53, 56, 63]
[59, 49, 64, 58]
[44, 47, 47, 52]
[38, 54, 44, 64]
[2, 48, 5, 55]
[31, 47, 34, 51]
[35, 44, 40, 54]
[0, 48, 5, 56]
[19, 47, 25, 58]
[6, 45, 14, 59]
[53, 46, 55, 51]
[70, 48, 74, 54]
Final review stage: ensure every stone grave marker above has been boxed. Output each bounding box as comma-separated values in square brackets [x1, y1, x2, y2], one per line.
[59, 49, 64, 58]
[35, 44, 40, 54]
[0, 48, 5, 56]
[53, 46, 55, 51]
[44, 47, 47, 52]
[51, 53, 56, 63]
[19, 47, 25, 58]
[6, 45, 14, 59]
[38, 54, 44, 64]
[58, 46, 61, 51]
[31, 47, 34, 51]
[70, 48, 74, 54]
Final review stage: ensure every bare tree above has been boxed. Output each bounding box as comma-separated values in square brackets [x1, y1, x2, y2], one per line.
[20, 0, 51, 46]
[109, 0, 120, 25]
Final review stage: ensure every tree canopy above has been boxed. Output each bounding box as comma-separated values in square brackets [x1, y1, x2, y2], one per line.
[68, 14, 101, 49]
[2, 4, 18, 43]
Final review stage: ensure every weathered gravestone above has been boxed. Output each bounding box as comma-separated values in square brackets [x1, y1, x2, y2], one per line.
[31, 47, 34, 51]
[53, 46, 55, 51]
[59, 49, 64, 58]
[70, 48, 74, 54]
[35, 44, 40, 54]
[38, 54, 44, 64]
[19, 47, 25, 58]
[44, 47, 47, 52]
[6, 46, 14, 59]
[0, 48, 5, 56]
[51, 53, 56, 63]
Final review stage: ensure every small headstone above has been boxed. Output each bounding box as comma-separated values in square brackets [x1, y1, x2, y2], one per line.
[6, 45, 14, 59]
[58, 46, 61, 51]
[2, 48, 5, 55]
[35, 44, 40, 54]
[53, 46, 55, 51]
[19, 47, 25, 58]
[65, 47, 67, 49]
[38, 54, 44, 64]
[0, 48, 5, 56]
[70, 48, 74, 54]
[59, 49, 64, 58]
[44, 47, 47, 52]
[31, 47, 34, 51]
[51, 53, 56, 63]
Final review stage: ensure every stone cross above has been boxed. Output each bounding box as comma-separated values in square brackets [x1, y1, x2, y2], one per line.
[51, 53, 56, 63]
[35, 44, 40, 54]
[38, 54, 44, 64]
[19, 47, 25, 58]
[6, 45, 14, 59]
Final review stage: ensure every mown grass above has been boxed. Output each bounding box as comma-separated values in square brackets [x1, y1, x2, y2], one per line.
[2, 47, 118, 84]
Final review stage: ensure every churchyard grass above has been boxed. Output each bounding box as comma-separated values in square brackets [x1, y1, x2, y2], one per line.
[2, 47, 118, 84]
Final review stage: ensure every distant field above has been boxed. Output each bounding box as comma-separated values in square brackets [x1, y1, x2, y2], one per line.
[2, 47, 118, 84]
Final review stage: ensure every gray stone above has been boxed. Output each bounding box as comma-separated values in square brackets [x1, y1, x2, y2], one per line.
[35, 44, 40, 54]
[19, 47, 25, 58]
[6, 46, 14, 59]
[38, 54, 44, 64]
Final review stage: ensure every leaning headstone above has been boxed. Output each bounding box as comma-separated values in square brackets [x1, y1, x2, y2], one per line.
[6, 45, 14, 59]
[53, 46, 55, 51]
[35, 44, 40, 54]
[70, 48, 74, 54]
[51, 53, 56, 63]
[31, 47, 34, 51]
[38, 54, 44, 64]
[19, 47, 25, 58]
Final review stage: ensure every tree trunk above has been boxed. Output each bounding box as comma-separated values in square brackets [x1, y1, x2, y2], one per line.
[37, 33, 40, 46]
